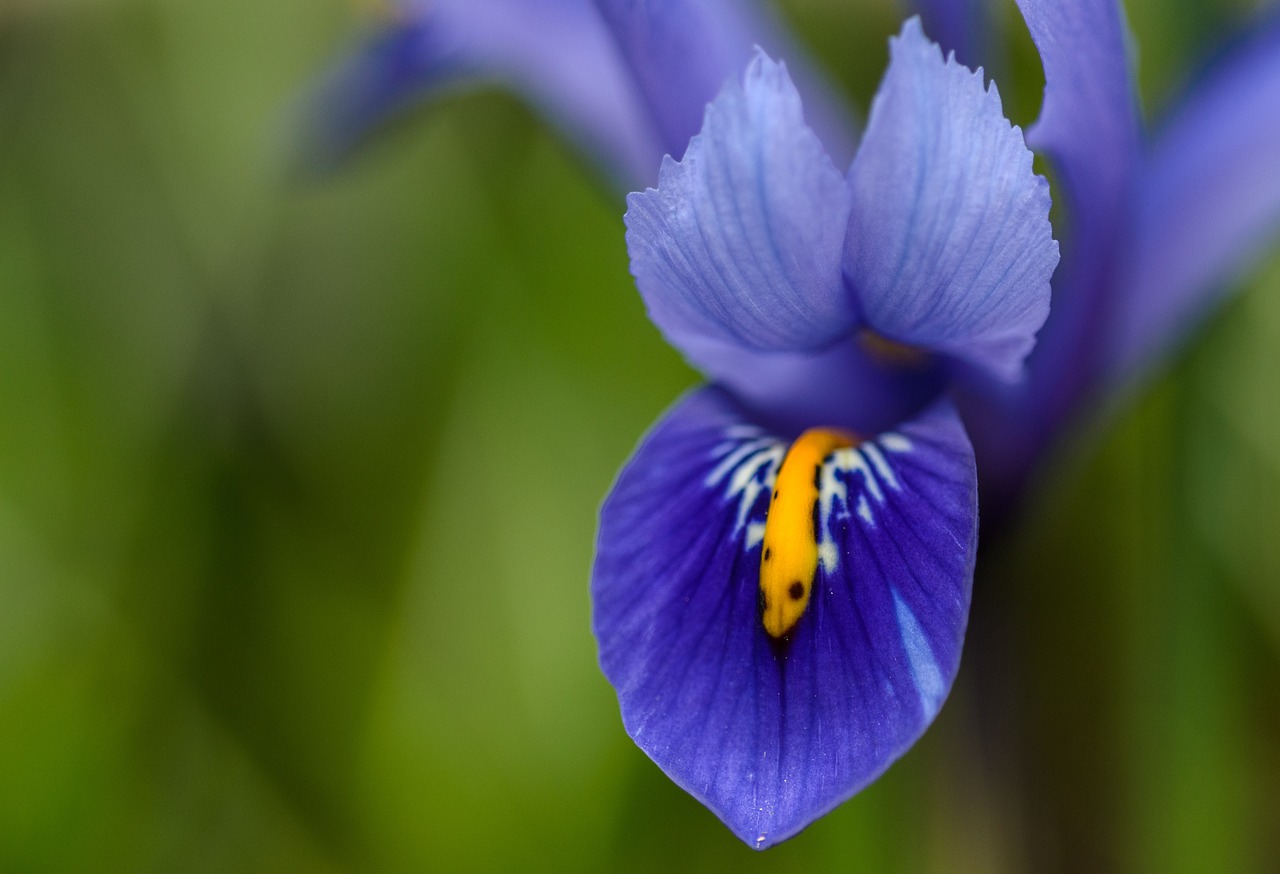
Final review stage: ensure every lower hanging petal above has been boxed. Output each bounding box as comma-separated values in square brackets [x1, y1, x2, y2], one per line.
[592, 388, 977, 848]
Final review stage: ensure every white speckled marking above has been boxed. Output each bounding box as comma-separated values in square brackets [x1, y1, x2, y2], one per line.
[706, 434, 784, 535]
[709, 429, 914, 560]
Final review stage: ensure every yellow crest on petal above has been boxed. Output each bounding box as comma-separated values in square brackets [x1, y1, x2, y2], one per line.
[759, 428, 859, 638]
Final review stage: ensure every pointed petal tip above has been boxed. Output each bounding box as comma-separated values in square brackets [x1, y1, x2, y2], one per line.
[290, 19, 465, 174]
[894, 15, 965, 71]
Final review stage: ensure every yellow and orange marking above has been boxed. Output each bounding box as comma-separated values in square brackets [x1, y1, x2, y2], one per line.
[759, 427, 860, 638]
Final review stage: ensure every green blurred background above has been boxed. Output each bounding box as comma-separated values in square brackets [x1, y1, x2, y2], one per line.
[0, 0, 1277, 870]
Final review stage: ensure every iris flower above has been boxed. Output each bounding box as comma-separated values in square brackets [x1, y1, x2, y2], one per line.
[592, 20, 1057, 846]
[300, 0, 1280, 848]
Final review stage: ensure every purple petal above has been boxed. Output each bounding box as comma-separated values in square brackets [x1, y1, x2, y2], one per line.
[670, 330, 944, 439]
[1009, 0, 1141, 413]
[593, 0, 857, 169]
[299, 0, 662, 187]
[844, 18, 1057, 383]
[1106, 11, 1280, 377]
[593, 388, 976, 848]
[626, 53, 855, 356]
[298, 18, 464, 170]
[1016, 0, 1141, 239]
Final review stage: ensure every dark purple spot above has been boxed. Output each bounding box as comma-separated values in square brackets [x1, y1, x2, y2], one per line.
[763, 547, 772, 561]
[788, 581, 805, 600]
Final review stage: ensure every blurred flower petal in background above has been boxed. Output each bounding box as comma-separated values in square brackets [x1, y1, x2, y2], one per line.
[297, 0, 854, 189]
[297, 0, 661, 185]
[1108, 10, 1280, 380]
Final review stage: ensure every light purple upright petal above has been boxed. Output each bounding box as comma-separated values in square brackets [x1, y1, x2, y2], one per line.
[626, 53, 855, 355]
[300, 0, 662, 187]
[952, 2, 1139, 507]
[594, 0, 857, 169]
[844, 18, 1057, 383]
[1106, 11, 1280, 377]
[1005, 0, 1141, 425]
[1016, 0, 1141, 241]
[593, 388, 976, 848]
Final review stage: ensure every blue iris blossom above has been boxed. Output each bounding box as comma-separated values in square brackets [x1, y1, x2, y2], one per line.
[592, 20, 1057, 847]
[298, 0, 1280, 849]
